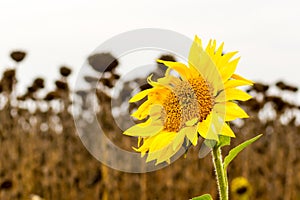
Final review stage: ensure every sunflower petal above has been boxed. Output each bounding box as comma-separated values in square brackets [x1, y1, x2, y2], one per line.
[224, 79, 253, 89]
[219, 51, 238, 67]
[146, 149, 160, 163]
[137, 129, 181, 164]
[129, 89, 152, 103]
[124, 118, 163, 137]
[157, 75, 180, 87]
[214, 42, 224, 65]
[194, 35, 203, 47]
[215, 42, 224, 57]
[220, 57, 240, 82]
[149, 104, 163, 120]
[149, 131, 176, 152]
[147, 74, 160, 87]
[197, 115, 219, 141]
[145, 131, 177, 163]
[215, 88, 252, 102]
[207, 40, 217, 58]
[173, 128, 186, 150]
[189, 41, 223, 93]
[131, 100, 151, 120]
[220, 123, 236, 137]
[157, 60, 191, 80]
[134, 136, 155, 156]
[225, 102, 249, 121]
[185, 125, 199, 146]
[148, 88, 169, 103]
[146, 150, 160, 163]
[215, 102, 249, 121]
[225, 88, 252, 101]
[189, 36, 205, 75]
[231, 74, 254, 84]
[157, 142, 182, 164]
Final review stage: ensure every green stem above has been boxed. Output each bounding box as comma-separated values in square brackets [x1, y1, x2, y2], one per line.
[212, 146, 228, 200]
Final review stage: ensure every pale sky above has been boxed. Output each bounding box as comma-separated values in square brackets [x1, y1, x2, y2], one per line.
[1, 0, 300, 96]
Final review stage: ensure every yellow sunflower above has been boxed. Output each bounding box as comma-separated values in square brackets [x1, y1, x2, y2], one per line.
[124, 36, 253, 164]
[231, 177, 252, 200]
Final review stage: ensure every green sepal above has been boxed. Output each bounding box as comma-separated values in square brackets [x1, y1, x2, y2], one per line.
[216, 135, 231, 148]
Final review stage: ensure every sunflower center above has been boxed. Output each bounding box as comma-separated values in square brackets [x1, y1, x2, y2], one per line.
[161, 77, 214, 132]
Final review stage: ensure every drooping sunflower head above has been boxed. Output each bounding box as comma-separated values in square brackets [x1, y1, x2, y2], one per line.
[124, 36, 253, 164]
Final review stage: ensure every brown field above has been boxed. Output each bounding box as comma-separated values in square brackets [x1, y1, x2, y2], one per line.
[1, 52, 300, 200]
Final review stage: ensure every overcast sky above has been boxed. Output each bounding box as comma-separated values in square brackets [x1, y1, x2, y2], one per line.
[1, 0, 300, 96]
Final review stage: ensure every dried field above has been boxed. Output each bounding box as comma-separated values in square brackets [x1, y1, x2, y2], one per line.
[1, 52, 300, 200]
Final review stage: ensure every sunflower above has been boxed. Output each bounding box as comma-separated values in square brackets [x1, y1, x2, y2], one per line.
[124, 36, 253, 164]
[231, 177, 252, 200]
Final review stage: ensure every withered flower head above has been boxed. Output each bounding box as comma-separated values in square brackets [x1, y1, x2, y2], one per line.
[44, 91, 61, 101]
[157, 54, 176, 63]
[139, 83, 151, 91]
[88, 53, 119, 73]
[112, 73, 120, 80]
[33, 78, 45, 89]
[3, 69, 16, 79]
[55, 80, 68, 91]
[99, 78, 114, 88]
[276, 81, 298, 92]
[1, 69, 16, 93]
[240, 98, 262, 112]
[275, 81, 285, 89]
[10, 51, 26, 62]
[60, 66, 72, 77]
[252, 83, 269, 93]
[27, 86, 37, 93]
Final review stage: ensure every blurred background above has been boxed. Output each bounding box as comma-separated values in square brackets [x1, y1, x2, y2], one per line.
[1, 0, 300, 200]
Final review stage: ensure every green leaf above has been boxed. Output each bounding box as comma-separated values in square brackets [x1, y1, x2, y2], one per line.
[191, 194, 213, 200]
[223, 134, 262, 170]
[217, 135, 231, 148]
